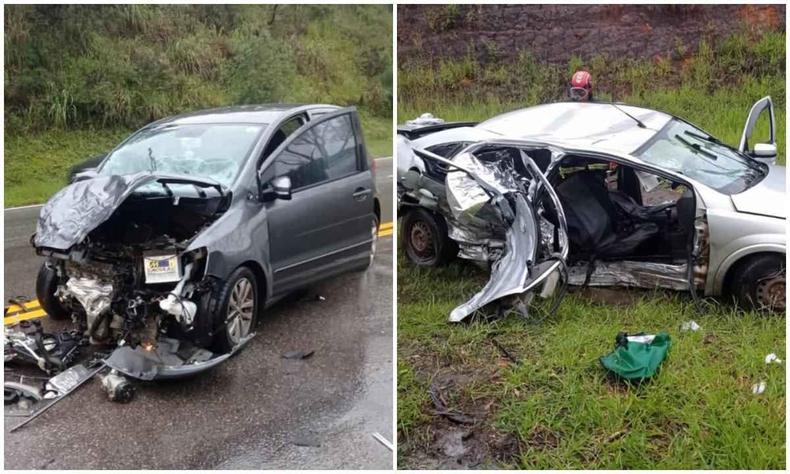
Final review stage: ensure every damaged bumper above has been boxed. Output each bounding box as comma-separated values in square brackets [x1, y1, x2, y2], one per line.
[104, 334, 254, 381]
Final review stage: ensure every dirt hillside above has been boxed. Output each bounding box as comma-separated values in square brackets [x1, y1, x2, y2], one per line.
[398, 4, 785, 66]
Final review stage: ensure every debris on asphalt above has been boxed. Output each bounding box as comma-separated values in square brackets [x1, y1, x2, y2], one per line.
[4, 322, 83, 374]
[282, 350, 315, 360]
[100, 371, 136, 403]
[4, 381, 44, 403]
[680, 320, 701, 332]
[764, 353, 782, 364]
[316, 295, 326, 301]
[751, 381, 767, 395]
[292, 435, 322, 447]
[10, 363, 105, 432]
[371, 432, 394, 451]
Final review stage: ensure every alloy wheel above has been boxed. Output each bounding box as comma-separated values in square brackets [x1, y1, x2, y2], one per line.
[227, 277, 254, 344]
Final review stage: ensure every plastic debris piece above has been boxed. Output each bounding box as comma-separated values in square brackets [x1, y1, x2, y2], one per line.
[764, 353, 782, 364]
[292, 435, 321, 447]
[316, 295, 326, 301]
[372, 432, 394, 451]
[282, 350, 315, 360]
[751, 381, 766, 394]
[680, 320, 700, 332]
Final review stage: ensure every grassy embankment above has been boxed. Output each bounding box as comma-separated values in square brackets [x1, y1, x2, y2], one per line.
[397, 28, 786, 469]
[4, 4, 393, 206]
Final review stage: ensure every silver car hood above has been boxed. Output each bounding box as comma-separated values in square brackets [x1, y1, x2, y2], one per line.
[730, 164, 786, 219]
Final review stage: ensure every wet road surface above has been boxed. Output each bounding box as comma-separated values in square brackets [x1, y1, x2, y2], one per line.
[3, 156, 394, 469]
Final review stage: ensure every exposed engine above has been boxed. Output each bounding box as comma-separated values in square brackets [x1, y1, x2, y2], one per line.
[35, 180, 228, 348]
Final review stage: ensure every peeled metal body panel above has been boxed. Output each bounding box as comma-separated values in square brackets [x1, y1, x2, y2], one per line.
[449, 194, 539, 321]
[404, 145, 568, 322]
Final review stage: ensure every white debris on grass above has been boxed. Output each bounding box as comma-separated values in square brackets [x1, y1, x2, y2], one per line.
[764, 353, 782, 364]
[680, 320, 700, 332]
[751, 381, 767, 395]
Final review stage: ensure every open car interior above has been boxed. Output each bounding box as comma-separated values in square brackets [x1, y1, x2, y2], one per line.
[546, 155, 695, 268]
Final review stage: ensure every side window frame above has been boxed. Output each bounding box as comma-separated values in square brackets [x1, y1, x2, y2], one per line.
[257, 108, 359, 194]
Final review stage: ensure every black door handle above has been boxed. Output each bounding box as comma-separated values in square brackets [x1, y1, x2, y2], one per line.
[352, 187, 371, 201]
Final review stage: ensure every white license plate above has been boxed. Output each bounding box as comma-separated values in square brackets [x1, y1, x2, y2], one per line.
[143, 255, 181, 284]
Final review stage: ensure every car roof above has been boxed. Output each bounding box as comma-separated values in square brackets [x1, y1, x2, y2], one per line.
[154, 104, 340, 126]
[476, 101, 673, 155]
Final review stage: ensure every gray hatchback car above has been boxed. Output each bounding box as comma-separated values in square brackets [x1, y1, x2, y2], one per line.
[34, 104, 380, 359]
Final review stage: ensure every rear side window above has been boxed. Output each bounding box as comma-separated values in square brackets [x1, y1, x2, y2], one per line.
[265, 114, 360, 190]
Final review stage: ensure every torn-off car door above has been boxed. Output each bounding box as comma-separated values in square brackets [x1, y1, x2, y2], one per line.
[403, 140, 569, 322]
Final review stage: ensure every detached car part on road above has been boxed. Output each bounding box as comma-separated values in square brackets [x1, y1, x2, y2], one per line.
[397, 98, 785, 320]
[32, 104, 380, 378]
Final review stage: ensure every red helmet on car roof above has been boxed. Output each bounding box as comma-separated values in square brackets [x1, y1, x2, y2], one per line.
[569, 70, 592, 101]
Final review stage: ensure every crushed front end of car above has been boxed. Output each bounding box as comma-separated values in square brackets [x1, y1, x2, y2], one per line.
[31, 172, 238, 379]
[398, 138, 569, 322]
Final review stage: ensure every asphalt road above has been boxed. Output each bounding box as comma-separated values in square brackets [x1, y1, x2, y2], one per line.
[3, 156, 394, 469]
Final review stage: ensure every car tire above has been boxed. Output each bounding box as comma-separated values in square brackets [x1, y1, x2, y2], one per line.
[727, 254, 785, 312]
[401, 208, 457, 267]
[35, 262, 72, 320]
[211, 266, 259, 354]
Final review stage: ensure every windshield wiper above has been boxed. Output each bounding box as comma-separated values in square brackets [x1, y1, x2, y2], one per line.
[674, 134, 718, 160]
[610, 103, 646, 129]
[683, 130, 724, 146]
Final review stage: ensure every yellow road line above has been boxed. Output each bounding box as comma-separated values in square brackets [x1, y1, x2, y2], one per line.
[5, 299, 41, 314]
[378, 221, 393, 237]
[4, 223, 397, 326]
[4, 308, 47, 325]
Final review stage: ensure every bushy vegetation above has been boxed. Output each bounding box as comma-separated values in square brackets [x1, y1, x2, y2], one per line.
[399, 28, 785, 163]
[4, 4, 392, 206]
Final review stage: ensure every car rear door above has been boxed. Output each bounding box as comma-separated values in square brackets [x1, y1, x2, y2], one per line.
[261, 108, 374, 294]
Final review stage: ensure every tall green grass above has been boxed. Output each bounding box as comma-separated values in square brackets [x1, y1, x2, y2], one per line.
[398, 30, 785, 164]
[4, 4, 393, 206]
[5, 4, 392, 132]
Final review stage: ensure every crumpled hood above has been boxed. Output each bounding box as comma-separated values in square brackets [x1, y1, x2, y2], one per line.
[730, 164, 786, 219]
[34, 172, 225, 251]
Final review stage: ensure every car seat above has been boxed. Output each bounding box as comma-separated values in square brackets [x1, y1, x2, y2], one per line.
[555, 170, 659, 262]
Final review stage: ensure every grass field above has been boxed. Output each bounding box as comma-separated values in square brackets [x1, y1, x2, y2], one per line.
[397, 258, 786, 469]
[3, 114, 391, 207]
[397, 28, 785, 469]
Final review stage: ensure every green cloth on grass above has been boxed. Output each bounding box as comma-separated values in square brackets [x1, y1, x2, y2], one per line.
[600, 332, 671, 380]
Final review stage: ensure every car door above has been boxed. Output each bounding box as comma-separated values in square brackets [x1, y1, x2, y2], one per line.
[408, 142, 570, 321]
[739, 96, 777, 163]
[261, 108, 374, 294]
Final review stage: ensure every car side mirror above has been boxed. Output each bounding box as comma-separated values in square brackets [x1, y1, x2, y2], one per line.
[751, 142, 777, 162]
[260, 175, 293, 202]
[272, 176, 292, 200]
